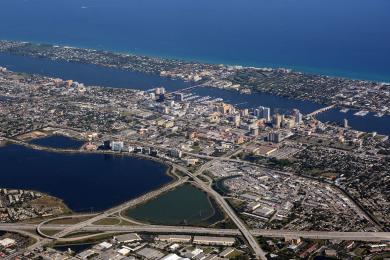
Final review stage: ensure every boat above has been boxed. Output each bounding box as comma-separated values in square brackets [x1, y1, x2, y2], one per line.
[374, 112, 384, 117]
[353, 110, 369, 117]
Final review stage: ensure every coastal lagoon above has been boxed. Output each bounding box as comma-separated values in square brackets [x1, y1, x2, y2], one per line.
[0, 53, 189, 92]
[1, 53, 389, 136]
[0, 144, 172, 212]
[125, 184, 224, 226]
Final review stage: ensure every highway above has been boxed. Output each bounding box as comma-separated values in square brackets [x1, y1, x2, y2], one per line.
[1, 223, 389, 242]
[174, 141, 268, 260]
[2, 139, 266, 259]
[3, 138, 384, 259]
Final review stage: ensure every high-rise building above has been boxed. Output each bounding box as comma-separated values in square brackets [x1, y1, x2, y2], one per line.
[254, 106, 271, 121]
[268, 131, 281, 143]
[344, 118, 349, 128]
[293, 109, 303, 125]
[273, 114, 282, 128]
[254, 108, 261, 118]
[155, 87, 166, 95]
[240, 108, 249, 117]
[234, 115, 241, 127]
[263, 107, 271, 121]
[103, 140, 111, 150]
[170, 148, 182, 158]
[282, 117, 296, 129]
[219, 103, 234, 114]
[174, 93, 184, 102]
[251, 127, 259, 136]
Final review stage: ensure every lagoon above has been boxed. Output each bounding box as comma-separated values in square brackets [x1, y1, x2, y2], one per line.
[125, 184, 224, 226]
[0, 144, 172, 212]
[30, 135, 85, 149]
[1, 52, 389, 136]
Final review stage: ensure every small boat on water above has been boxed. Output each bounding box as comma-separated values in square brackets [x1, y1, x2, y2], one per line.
[354, 110, 369, 117]
[340, 108, 350, 113]
[374, 112, 384, 117]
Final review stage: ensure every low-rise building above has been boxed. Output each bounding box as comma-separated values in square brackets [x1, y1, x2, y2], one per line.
[193, 236, 235, 246]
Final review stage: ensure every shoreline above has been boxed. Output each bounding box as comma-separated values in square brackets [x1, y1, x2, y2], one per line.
[123, 182, 223, 227]
[2, 37, 389, 83]
[1, 39, 388, 116]
[0, 139, 178, 215]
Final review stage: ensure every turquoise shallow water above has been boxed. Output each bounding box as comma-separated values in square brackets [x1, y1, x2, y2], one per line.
[0, 0, 389, 82]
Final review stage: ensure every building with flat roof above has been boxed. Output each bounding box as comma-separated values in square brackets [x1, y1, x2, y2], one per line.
[114, 233, 141, 243]
[193, 236, 235, 246]
[156, 235, 192, 243]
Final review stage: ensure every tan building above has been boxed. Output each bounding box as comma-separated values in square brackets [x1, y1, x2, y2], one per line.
[155, 235, 192, 243]
[193, 236, 235, 246]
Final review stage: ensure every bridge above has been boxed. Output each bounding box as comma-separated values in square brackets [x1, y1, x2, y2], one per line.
[307, 104, 336, 117]
[3, 137, 385, 259]
[170, 83, 205, 94]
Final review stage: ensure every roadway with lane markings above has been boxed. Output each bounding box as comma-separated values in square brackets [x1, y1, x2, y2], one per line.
[1, 223, 389, 242]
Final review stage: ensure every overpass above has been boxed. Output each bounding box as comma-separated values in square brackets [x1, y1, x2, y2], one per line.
[1, 223, 390, 242]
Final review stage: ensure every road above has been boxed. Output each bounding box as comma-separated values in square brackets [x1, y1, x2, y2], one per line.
[173, 141, 268, 260]
[3, 138, 383, 258]
[4, 138, 266, 259]
[1, 223, 389, 242]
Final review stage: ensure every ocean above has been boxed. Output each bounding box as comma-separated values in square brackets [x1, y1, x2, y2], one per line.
[0, 0, 389, 82]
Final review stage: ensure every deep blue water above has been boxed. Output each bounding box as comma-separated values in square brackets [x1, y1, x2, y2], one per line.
[1, 53, 389, 136]
[0, 0, 389, 82]
[316, 109, 390, 135]
[193, 87, 322, 115]
[30, 135, 85, 149]
[0, 53, 189, 92]
[0, 145, 172, 212]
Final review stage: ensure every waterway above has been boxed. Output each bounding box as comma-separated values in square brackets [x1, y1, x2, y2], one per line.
[0, 0, 389, 82]
[125, 184, 224, 226]
[1, 53, 389, 136]
[0, 53, 189, 92]
[0, 144, 172, 212]
[30, 135, 85, 149]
